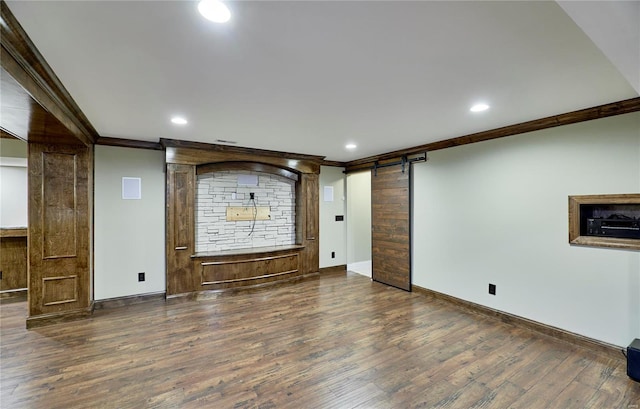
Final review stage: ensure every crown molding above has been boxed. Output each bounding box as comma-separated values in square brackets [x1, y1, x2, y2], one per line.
[96, 136, 163, 151]
[1, 1, 99, 146]
[345, 97, 640, 172]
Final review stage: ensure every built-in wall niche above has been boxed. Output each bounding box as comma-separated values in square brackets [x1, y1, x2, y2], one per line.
[569, 194, 640, 250]
[196, 169, 296, 252]
[162, 138, 321, 295]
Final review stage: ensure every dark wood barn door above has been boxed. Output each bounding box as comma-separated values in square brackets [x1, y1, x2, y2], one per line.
[371, 163, 411, 291]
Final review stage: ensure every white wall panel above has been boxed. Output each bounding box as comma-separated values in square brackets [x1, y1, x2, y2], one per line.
[94, 146, 165, 300]
[413, 112, 640, 347]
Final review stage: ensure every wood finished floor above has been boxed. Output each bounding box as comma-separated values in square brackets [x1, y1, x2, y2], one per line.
[1, 272, 638, 409]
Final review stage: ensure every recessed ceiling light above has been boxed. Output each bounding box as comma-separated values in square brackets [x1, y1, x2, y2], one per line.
[171, 117, 188, 125]
[198, 0, 231, 23]
[346, 144, 357, 150]
[470, 103, 490, 112]
[216, 139, 237, 144]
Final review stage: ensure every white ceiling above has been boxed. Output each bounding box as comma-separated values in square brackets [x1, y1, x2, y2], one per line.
[5, 0, 639, 162]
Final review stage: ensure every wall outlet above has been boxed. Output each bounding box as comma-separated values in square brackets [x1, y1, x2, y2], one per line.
[138, 272, 145, 282]
[489, 283, 496, 295]
[250, 192, 255, 200]
[331, 251, 335, 259]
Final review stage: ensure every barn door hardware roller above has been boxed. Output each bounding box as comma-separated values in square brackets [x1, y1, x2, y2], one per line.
[371, 153, 427, 176]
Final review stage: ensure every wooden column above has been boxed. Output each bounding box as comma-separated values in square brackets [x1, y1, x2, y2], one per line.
[165, 163, 196, 296]
[27, 142, 94, 327]
[298, 173, 319, 274]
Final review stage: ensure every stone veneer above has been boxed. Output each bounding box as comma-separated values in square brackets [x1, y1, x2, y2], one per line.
[196, 170, 296, 252]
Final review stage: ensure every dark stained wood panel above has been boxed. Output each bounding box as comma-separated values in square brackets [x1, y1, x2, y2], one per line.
[305, 173, 319, 240]
[190, 246, 306, 292]
[2, 272, 637, 408]
[163, 143, 321, 174]
[42, 275, 77, 306]
[197, 252, 300, 289]
[0, 235, 27, 292]
[2, 3, 97, 327]
[162, 138, 325, 165]
[371, 165, 411, 291]
[165, 164, 196, 296]
[173, 171, 192, 250]
[28, 143, 92, 322]
[42, 152, 77, 258]
[301, 173, 319, 274]
[197, 161, 299, 181]
[165, 145, 321, 295]
[321, 159, 347, 167]
[0, 228, 27, 238]
[0, 66, 83, 146]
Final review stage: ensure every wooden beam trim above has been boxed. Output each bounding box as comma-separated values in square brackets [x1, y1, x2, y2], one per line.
[1, 127, 24, 140]
[412, 285, 624, 360]
[345, 97, 640, 172]
[1, 2, 99, 146]
[197, 161, 299, 181]
[160, 138, 325, 163]
[165, 146, 320, 174]
[95, 136, 163, 151]
[0, 227, 27, 238]
[321, 160, 347, 168]
[1, 48, 91, 146]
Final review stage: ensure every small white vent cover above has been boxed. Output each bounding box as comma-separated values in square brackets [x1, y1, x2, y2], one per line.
[122, 177, 141, 200]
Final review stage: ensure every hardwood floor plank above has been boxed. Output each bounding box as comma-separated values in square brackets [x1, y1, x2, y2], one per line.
[1, 272, 637, 409]
[476, 380, 526, 408]
[553, 381, 599, 409]
[586, 362, 640, 408]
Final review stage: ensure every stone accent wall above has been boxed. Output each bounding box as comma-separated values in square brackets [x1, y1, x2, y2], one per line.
[196, 170, 296, 252]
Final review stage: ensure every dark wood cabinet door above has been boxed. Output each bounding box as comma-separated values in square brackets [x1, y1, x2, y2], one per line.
[371, 164, 411, 291]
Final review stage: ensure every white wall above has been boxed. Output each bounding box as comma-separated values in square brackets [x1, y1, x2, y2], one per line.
[346, 170, 372, 276]
[0, 163, 27, 228]
[0, 139, 27, 158]
[319, 166, 347, 268]
[94, 145, 165, 300]
[0, 139, 27, 228]
[413, 112, 640, 347]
